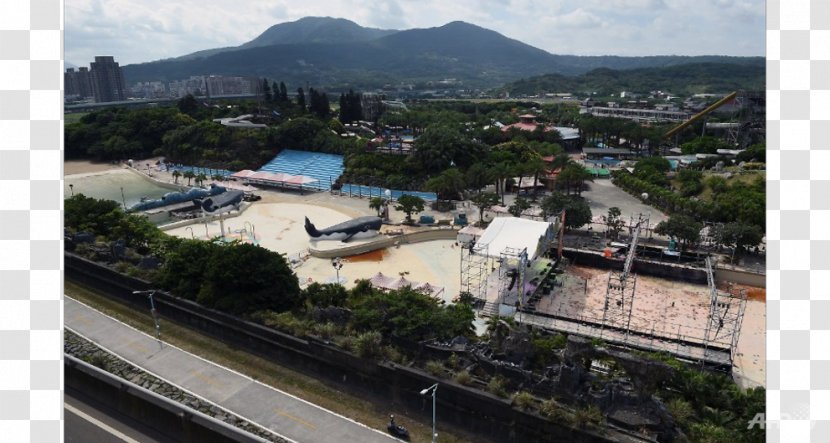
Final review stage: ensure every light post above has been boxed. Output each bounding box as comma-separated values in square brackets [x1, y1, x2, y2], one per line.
[69, 184, 74, 196]
[384, 189, 392, 222]
[185, 226, 194, 239]
[132, 290, 162, 348]
[331, 257, 344, 285]
[420, 383, 438, 443]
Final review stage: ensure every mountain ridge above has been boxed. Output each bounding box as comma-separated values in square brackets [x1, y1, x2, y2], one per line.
[123, 17, 764, 91]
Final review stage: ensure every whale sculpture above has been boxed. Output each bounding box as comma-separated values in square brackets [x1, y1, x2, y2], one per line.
[199, 190, 244, 214]
[304, 216, 382, 242]
[127, 184, 226, 212]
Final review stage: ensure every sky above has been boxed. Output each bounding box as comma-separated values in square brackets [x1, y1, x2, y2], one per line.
[66, 0, 765, 67]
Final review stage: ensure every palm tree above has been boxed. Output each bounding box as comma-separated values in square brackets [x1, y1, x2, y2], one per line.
[369, 196, 385, 217]
[196, 173, 208, 187]
[172, 170, 181, 184]
[212, 174, 224, 183]
[183, 170, 195, 186]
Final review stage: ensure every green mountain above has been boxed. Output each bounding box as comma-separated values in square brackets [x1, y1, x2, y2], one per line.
[123, 17, 764, 91]
[500, 62, 766, 96]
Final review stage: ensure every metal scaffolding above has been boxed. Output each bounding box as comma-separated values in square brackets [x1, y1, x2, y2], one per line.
[702, 257, 748, 365]
[460, 239, 490, 303]
[498, 247, 529, 307]
[601, 213, 649, 338]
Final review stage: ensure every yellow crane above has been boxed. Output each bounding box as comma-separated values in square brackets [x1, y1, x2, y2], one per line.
[663, 91, 738, 140]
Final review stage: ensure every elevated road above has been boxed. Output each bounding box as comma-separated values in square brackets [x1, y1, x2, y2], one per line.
[64, 297, 399, 443]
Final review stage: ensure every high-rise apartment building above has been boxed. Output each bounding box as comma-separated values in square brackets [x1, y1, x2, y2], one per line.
[89, 56, 128, 103]
[64, 67, 94, 100]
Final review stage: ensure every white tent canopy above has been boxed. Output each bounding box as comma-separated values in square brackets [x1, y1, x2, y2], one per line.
[474, 217, 555, 260]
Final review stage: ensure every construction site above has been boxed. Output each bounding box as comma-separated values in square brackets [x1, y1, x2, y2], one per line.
[459, 212, 763, 387]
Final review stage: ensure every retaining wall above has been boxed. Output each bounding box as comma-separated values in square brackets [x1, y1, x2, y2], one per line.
[65, 355, 272, 443]
[563, 248, 708, 284]
[65, 253, 614, 443]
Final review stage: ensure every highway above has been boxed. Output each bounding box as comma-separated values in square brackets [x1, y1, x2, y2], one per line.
[64, 296, 399, 443]
[65, 389, 168, 443]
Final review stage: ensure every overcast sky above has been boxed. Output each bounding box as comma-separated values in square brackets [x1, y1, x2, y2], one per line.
[66, 0, 765, 67]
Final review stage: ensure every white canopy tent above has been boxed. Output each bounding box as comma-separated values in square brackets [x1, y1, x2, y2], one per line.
[473, 217, 555, 260]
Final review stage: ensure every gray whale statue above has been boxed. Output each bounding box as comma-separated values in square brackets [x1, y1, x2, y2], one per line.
[199, 190, 244, 214]
[304, 216, 382, 242]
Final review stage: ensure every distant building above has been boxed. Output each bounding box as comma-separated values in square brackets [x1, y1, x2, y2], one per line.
[64, 67, 93, 100]
[89, 56, 128, 103]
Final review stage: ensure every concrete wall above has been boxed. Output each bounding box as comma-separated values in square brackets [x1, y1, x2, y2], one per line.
[65, 355, 273, 443]
[563, 248, 708, 284]
[66, 253, 613, 443]
[309, 227, 459, 258]
[714, 267, 765, 288]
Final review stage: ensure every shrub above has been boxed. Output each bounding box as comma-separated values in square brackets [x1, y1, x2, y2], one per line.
[313, 322, 339, 340]
[334, 335, 354, 352]
[487, 376, 508, 398]
[667, 398, 695, 428]
[453, 370, 472, 386]
[447, 353, 460, 370]
[425, 360, 445, 377]
[540, 399, 574, 424]
[512, 391, 535, 410]
[384, 346, 406, 364]
[354, 331, 383, 359]
[574, 405, 604, 429]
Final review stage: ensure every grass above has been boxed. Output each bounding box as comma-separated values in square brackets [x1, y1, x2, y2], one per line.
[65, 280, 472, 443]
[64, 112, 88, 124]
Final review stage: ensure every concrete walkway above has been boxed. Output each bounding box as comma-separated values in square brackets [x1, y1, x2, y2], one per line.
[64, 297, 398, 443]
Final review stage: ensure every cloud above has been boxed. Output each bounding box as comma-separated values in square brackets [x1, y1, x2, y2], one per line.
[65, 0, 764, 67]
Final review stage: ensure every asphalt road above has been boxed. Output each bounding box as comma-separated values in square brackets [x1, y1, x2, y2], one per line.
[64, 297, 399, 443]
[65, 389, 168, 443]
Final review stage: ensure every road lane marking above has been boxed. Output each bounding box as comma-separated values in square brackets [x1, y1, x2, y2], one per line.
[65, 402, 141, 443]
[190, 369, 224, 388]
[273, 407, 317, 431]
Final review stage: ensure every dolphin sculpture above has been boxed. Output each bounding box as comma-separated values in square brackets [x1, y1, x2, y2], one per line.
[304, 216, 382, 242]
[200, 190, 244, 214]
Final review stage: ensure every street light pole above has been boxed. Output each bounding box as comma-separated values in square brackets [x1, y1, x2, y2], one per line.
[133, 290, 162, 348]
[69, 184, 74, 196]
[331, 257, 344, 285]
[420, 383, 438, 443]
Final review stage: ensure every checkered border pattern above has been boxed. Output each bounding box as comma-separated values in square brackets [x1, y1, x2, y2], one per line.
[767, 0, 829, 441]
[0, 0, 63, 441]
[0, 0, 825, 441]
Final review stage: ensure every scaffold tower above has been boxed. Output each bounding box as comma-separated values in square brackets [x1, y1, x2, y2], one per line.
[601, 213, 649, 337]
[460, 240, 490, 302]
[498, 247, 529, 306]
[702, 256, 748, 365]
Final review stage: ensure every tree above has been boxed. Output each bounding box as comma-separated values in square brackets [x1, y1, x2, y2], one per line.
[262, 79, 272, 102]
[395, 195, 425, 223]
[713, 222, 764, 261]
[425, 168, 465, 201]
[279, 82, 288, 102]
[172, 170, 181, 184]
[603, 207, 625, 240]
[471, 192, 499, 224]
[562, 197, 592, 230]
[177, 94, 199, 116]
[195, 173, 207, 186]
[369, 196, 385, 217]
[183, 170, 195, 186]
[464, 163, 491, 193]
[557, 164, 593, 195]
[508, 197, 531, 217]
[296, 87, 306, 111]
[541, 192, 569, 219]
[654, 214, 702, 250]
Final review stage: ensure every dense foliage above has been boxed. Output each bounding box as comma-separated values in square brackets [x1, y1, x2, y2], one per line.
[501, 62, 765, 97]
[155, 239, 302, 315]
[65, 195, 301, 316]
